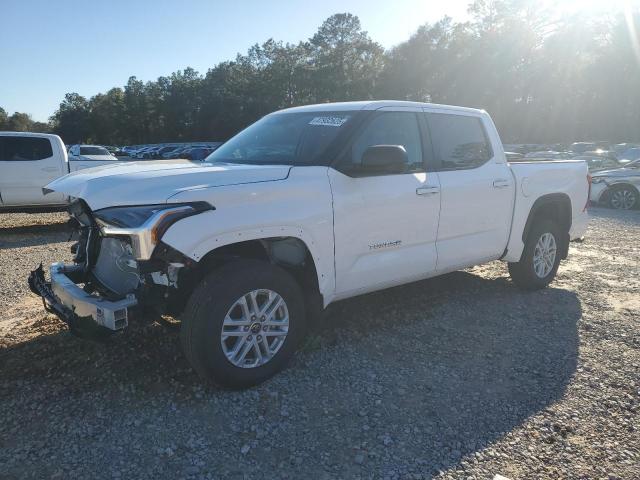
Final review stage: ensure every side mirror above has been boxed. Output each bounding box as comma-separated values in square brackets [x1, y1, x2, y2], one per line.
[360, 145, 408, 175]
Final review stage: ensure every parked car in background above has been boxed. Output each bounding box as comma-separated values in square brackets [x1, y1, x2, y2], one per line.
[523, 151, 573, 160]
[590, 159, 640, 209]
[161, 146, 191, 159]
[581, 149, 618, 160]
[549, 143, 570, 152]
[104, 146, 129, 157]
[29, 101, 589, 387]
[122, 146, 141, 156]
[613, 143, 639, 157]
[618, 147, 640, 165]
[161, 143, 222, 159]
[573, 155, 621, 172]
[153, 145, 181, 158]
[0, 133, 124, 211]
[570, 142, 598, 154]
[131, 146, 155, 159]
[69, 145, 118, 168]
[504, 151, 524, 161]
[163, 146, 192, 159]
[120, 143, 222, 160]
[183, 147, 214, 160]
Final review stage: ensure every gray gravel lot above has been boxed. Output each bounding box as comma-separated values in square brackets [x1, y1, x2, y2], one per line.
[0, 208, 638, 479]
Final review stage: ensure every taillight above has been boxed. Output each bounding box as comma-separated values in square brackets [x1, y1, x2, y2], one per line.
[584, 173, 592, 211]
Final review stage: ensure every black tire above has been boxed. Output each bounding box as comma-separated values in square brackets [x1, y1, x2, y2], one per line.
[607, 185, 638, 210]
[508, 219, 563, 290]
[180, 259, 305, 388]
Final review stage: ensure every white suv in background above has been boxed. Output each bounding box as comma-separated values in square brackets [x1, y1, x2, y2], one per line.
[68, 144, 118, 166]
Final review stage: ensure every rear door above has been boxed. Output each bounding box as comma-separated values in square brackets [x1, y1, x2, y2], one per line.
[0, 135, 65, 205]
[424, 110, 514, 270]
[329, 108, 441, 298]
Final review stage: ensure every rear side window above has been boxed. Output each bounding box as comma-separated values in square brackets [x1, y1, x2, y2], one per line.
[426, 113, 492, 170]
[79, 146, 110, 156]
[0, 136, 53, 161]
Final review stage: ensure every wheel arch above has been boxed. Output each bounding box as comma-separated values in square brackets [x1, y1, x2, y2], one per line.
[171, 228, 329, 320]
[521, 193, 572, 259]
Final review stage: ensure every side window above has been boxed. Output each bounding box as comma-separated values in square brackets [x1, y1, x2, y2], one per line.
[350, 112, 423, 173]
[426, 113, 492, 170]
[0, 136, 53, 161]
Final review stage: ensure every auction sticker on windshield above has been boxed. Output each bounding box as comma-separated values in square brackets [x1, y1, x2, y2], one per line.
[309, 116, 349, 127]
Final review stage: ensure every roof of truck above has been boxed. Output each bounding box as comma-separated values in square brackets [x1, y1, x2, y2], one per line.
[0, 131, 61, 138]
[275, 100, 485, 115]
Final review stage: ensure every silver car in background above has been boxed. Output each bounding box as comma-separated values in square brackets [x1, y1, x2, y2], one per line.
[590, 159, 640, 210]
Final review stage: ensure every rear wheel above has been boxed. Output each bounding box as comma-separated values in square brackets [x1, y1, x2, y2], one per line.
[608, 185, 638, 210]
[509, 220, 563, 290]
[180, 259, 305, 388]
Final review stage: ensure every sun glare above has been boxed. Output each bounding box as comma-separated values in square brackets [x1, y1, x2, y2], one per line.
[625, 3, 640, 65]
[551, 0, 637, 16]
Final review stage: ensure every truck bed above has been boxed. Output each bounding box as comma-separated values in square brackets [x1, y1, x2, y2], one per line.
[504, 160, 590, 262]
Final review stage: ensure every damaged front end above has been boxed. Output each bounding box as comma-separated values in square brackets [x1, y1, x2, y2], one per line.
[28, 199, 212, 337]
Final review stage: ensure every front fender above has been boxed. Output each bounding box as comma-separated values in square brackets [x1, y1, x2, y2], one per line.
[163, 219, 334, 304]
[159, 167, 337, 305]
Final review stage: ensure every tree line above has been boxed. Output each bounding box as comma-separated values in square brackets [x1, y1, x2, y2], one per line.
[3, 2, 640, 145]
[0, 108, 50, 133]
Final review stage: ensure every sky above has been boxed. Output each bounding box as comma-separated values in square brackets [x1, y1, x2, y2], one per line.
[0, 0, 470, 121]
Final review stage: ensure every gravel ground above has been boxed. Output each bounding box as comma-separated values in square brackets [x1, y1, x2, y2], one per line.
[0, 208, 638, 480]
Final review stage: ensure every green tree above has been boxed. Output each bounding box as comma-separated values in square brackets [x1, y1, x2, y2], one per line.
[88, 88, 126, 144]
[42, 9, 640, 145]
[123, 77, 150, 144]
[7, 112, 34, 131]
[50, 93, 90, 143]
[307, 13, 385, 101]
[161, 68, 203, 141]
[0, 107, 8, 130]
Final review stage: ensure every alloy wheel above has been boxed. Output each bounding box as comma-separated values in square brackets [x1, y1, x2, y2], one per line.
[220, 289, 289, 368]
[610, 189, 636, 210]
[533, 232, 557, 278]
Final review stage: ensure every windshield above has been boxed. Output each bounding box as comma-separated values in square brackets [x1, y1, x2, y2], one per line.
[80, 146, 110, 156]
[207, 112, 356, 165]
[621, 148, 640, 161]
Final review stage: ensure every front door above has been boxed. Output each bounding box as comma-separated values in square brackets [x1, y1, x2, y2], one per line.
[329, 109, 441, 298]
[0, 135, 65, 205]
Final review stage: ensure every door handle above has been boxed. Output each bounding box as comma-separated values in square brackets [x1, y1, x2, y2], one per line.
[416, 186, 440, 196]
[493, 179, 510, 189]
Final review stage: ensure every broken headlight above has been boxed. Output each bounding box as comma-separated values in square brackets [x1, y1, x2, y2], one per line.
[93, 202, 213, 260]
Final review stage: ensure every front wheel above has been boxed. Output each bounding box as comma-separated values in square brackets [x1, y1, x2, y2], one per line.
[508, 220, 563, 290]
[180, 259, 305, 388]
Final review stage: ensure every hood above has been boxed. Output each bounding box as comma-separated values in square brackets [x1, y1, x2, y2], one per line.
[45, 161, 291, 210]
[591, 167, 640, 177]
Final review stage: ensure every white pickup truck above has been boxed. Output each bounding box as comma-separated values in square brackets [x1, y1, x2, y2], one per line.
[28, 101, 589, 387]
[0, 132, 121, 211]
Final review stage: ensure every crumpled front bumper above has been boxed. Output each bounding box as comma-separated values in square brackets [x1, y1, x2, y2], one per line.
[28, 263, 137, 332]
